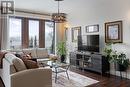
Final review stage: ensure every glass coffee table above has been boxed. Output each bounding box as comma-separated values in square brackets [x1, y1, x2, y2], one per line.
[46, 61, 70, 83]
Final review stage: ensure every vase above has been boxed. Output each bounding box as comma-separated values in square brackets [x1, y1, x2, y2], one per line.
[61, 55, 66, 63]
[116, 63, 127, 71]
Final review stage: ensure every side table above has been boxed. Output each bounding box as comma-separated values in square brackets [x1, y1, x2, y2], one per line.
[47, 61, 70, 83]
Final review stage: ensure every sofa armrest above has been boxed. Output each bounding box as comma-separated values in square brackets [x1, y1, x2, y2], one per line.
[11, 68, 52, 87]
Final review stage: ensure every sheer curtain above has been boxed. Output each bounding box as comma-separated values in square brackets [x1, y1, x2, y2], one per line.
[0, 15, 9, 50]
[0, 15, 1, 50]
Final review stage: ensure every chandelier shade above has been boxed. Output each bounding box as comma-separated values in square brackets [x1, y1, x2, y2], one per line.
[52, 13, 66, 23]
[52, 0, 66, 23]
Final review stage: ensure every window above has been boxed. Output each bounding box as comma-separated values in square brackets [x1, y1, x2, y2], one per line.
[45, 21, 55, 53]
[9, 17, 22, 49]
[29, 20, 39, 48]
[9, 16, 55, 51]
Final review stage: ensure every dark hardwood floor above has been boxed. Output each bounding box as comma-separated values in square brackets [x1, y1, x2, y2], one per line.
[69, 67, 130, 87]
[0, 67, 130, 87]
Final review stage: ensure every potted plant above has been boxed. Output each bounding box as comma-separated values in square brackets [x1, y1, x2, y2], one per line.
[56, 41, 67, 63]
[103, 43, 130, 71]
[103, 43, 113, 61]
[105, 50, 130, 71]
[115, 53, 130, 71]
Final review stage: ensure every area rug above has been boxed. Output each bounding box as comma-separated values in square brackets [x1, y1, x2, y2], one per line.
[52, 70, 99, 87]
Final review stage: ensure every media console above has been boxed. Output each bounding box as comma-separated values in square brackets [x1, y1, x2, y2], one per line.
[70, 51, 110, 74]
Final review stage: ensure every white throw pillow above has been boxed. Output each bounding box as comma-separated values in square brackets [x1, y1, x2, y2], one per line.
[5, 53, 17, 64]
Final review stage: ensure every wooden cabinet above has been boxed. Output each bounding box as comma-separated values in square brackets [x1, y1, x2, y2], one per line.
[70, 52, 110, 74]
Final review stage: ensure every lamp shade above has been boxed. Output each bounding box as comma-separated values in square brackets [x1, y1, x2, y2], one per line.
[52, 0, 66, 23]
[52, 13, 66, 23]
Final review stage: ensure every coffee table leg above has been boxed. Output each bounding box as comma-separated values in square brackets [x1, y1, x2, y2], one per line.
[55, 67, 58, 83]
[66, 65, 70, 79]
[66, 71, 69, 79]
[54, 65, 70, 82]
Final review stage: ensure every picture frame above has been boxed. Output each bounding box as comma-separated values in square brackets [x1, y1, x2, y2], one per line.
[86, 24, 99, 33]
[72, 26, 81, 42]
[105, 21, 123, 43]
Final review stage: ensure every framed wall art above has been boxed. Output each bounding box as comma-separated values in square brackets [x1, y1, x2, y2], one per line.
[86, 24, 99, 33]
[72, 26, 81, 42]
[105, 21, 123, 43]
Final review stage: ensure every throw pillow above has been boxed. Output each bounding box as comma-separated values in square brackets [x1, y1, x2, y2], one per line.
[23, 60, 39, 69]
[21, 53, 32, 60]
[15, 54, 22, 58]
[12, 58, 27, 72]
[0, 52, 7, 68]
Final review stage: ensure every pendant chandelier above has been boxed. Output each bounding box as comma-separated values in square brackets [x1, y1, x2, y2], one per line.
[52, 0, 66, 23]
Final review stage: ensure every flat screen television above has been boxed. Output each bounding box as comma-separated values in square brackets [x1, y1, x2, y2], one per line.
[78, 35, 99, 52]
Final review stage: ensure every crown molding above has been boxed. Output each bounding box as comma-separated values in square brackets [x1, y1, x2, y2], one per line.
[15, 8, 51, 16]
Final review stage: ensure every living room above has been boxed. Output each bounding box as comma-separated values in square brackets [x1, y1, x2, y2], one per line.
[0, 0, 130, 87]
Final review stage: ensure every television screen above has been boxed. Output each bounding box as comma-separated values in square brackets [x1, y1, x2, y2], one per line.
[78, 35, 99, 52]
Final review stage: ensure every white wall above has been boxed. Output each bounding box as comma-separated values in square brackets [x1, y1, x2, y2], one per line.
[55, 23, 66, 43]
[66, 0, 130, 79]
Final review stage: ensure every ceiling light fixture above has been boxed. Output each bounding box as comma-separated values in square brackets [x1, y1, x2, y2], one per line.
[52, 0, 66, 23]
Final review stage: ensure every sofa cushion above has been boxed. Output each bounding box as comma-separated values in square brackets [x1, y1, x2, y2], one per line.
[10, 64, 17, 74]
[36, 48, 49, 58]
[23, 60, 39, 69]
[22, 49, 37, 58]
[12, 58, 27, 72]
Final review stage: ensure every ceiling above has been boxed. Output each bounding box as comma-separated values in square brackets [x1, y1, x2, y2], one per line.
[14, 0, 106, 14]
[14, 0, 130, 24]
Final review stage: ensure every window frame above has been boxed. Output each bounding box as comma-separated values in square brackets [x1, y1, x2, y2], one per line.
[9, 16, 23, 49]
[9, 16, 55, 51]
[45, 20, 55, 53]
[28, 19, 40, 48]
